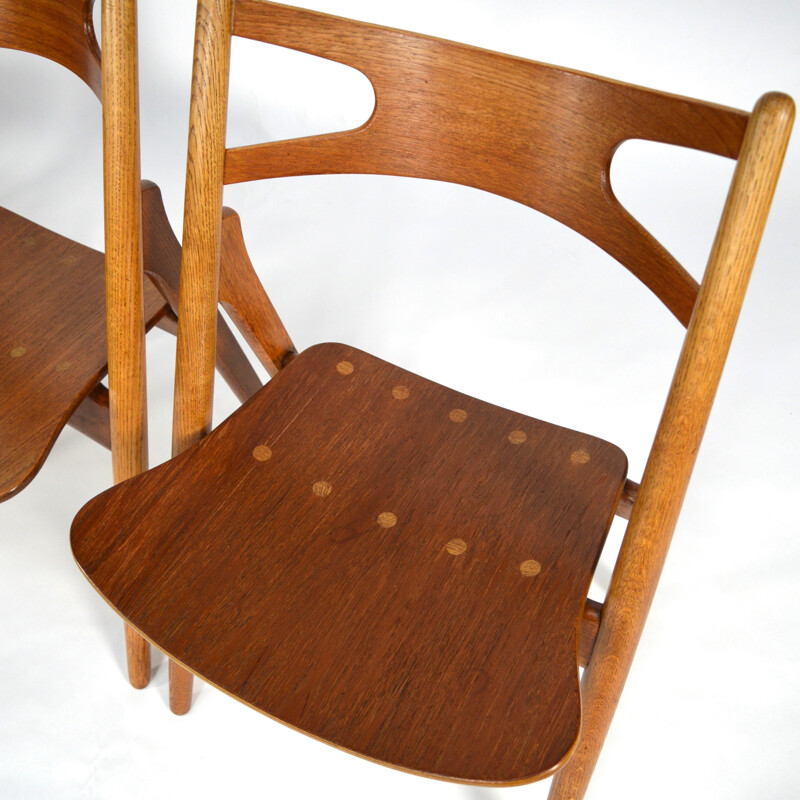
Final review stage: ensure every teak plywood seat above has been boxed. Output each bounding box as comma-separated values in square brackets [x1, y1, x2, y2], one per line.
[74, 341, 627, 782]
[0, 2, 262, 503]
[71, 1, 793, 795]
[0, 204, 162, 498]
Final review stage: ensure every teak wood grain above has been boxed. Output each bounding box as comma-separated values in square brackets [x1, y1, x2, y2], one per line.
[72, 343, 627, 784]
[0, 206, 165, 501]
[68, 384, 112, 451]
[71, 0, 793, 793]
[0, 0, 102, 97]
[218, 207, 296, 376]
[141, 182, 263, 402]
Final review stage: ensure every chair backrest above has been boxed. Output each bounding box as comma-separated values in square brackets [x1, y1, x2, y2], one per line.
[0, 0, 101, 97]
[228, 2, 750, 328]
[174, 0, 791, 441]
[174, 2, 793, 793]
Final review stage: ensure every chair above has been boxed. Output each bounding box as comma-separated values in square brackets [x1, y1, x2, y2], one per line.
[0, 0, 264, 500]
[0, 0, 281, 687]
[69, 0, 793, 795]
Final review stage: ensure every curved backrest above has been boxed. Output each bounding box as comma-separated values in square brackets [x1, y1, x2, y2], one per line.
[226, 0, 751, 326]
[174, 0, 791, 448]
[0, 0, 101, 98]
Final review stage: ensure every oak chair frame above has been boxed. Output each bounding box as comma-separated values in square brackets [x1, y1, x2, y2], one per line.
[97, 0, 793, 794]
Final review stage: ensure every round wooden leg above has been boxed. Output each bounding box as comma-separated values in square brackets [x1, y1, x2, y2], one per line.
[169, 660, 194, 715]
[125, 624, 150, 689]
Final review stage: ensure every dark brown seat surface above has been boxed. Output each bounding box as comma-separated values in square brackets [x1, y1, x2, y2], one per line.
[0, 206, 166, 500]
[71, 342, 627, 784]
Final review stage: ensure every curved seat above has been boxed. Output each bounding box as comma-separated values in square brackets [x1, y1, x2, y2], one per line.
[0, 186, 263, 502]
[72, 342, 627, 784]
[0, 206, 166, 500]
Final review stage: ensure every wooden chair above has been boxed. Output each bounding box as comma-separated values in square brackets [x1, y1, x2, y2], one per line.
[0, 0, 274, 686]
[70, 1, 793, 795]
[0, 0, 264, 502]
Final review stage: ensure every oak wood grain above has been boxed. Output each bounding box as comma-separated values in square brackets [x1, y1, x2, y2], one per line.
[125, 622, 150, 690]
[72, 343, 628, 784]
[549, 90, 795, 800]
[101, 0, 153, 689]
[172, 0, 235, 455]
[169, 658, 193, 715]
[102, 0, 148, 488]
[168, 0, 238, 707]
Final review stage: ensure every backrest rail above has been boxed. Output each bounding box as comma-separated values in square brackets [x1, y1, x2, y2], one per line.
[225, 0, 751, 325]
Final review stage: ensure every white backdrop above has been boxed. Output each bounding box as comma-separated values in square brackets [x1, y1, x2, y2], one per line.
[1, 1, 798, 798]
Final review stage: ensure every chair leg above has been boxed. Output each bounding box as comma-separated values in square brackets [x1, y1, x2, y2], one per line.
[169, 661, 193, 714]
[125, 624, 151, 689]
[157, 309, 261, 403]
[218, 207, 297, 377]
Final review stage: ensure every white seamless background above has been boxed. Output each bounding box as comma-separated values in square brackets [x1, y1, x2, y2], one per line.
[0, 1, 798, 798]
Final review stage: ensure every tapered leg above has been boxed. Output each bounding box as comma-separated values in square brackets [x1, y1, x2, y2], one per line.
[102, 0, 152, 696]
[125, 624, 151, 688]
[169, 661, 193, 715]
[157, 310, 262, 402]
